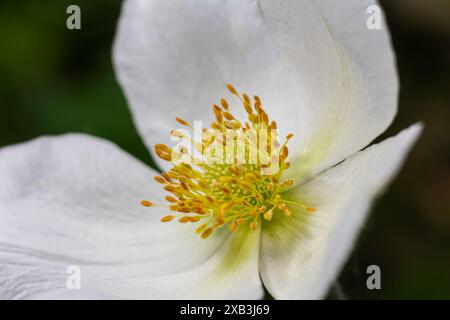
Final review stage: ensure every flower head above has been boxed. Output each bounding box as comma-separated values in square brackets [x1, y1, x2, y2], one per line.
[0, 0, 422, 300]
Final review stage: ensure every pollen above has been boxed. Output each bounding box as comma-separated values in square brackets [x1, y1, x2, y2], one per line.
[141, 84, 315, 238]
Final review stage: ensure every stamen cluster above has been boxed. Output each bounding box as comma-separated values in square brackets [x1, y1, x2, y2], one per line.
[141, 84, 314, 239]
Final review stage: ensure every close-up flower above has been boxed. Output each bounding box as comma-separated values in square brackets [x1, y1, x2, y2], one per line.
[3, 0, 448, 302]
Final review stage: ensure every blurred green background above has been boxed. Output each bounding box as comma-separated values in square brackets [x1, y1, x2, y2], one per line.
[1, 1, 449, 299]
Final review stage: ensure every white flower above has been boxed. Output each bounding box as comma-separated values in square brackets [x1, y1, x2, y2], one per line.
[0, 0, 422, 300]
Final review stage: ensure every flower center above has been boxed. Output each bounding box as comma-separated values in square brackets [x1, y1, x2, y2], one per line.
[141, 84, 315, 239]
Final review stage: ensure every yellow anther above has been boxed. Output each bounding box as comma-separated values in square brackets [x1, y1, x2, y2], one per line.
[235, 217, 245, 224]
[195, 223, 208, 234]
[167, 171, 179, 180]
[201, 228, 214, 239]
[226, 84, 238, 96]
[140, 200, 154, 207]
[155, 144, 172, 154]
[154, 176, 166, 184]
[161, 172, 173, 183]
[280, 179, 294, 188]
[248, 113, 259, 123]
[283, 207, 292, 216]
[254, 95, 261, 108]
[244, 172, 257, 182]
[155, 149, 172, 161]
[221, 201, 236, 212]
[219, 176, 236, 184]
[175, 117, 189, 126]
[161, 215, 175, 222]
[261, 111, 269, 124]
[170, 130, 185, 138]
[250, 221, 258, 231]
[224, 121, 235, 129]
[232, 121, 241, 129]
[220, 98, 229, 110]
[230, 165, 241, 176]
[223, 112, 234, 120]
[239, 180, 253, 190]
[211, 122, 221, 130]
[163, 185, 177, 193]
[213, 104, 223, 123]
[258, 206, 267, 213]
[180, 180, 189, 190]
[280, 146, 289, 161]
[243, 94, 250, 105]
[179, 216, 191, 223]
[198, 179, 209, 189]
[221, 187, 231, 195]
[249, 209, 259, 217]
[263, 210, 273, 221]
[165, 196, 178, 203]
[243, 95, 252, 112]
[216, 216, 225, 226]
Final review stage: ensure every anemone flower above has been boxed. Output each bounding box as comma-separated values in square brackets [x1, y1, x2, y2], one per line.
[0, 0, 421, 300]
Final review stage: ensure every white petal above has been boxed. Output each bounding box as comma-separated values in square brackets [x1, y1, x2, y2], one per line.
[259, 124, 422, 299]
[91, 226, 263, 299]
[308, 0, 399, 173]
[114, 0, 397, 176]
[29, 289, 114, 300]
[0, 134, 261, 299]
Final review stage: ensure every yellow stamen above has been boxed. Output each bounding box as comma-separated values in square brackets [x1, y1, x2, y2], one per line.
[161, 215, 175, 222]
[196, 223, 208, 234]
[154, 176, 166, 184]
[263, 209, 273, 221]
[175, 117, 189, 126]
[226, 84, 238, 96]
[179, 216, 191, 223]
[201, 228, 214, 239]
[142, 84, 315, 238]
[140, 200, 154, 207]
[220, 99, 229, 110]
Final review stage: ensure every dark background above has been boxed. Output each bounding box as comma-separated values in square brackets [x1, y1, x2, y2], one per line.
[1, 1, 449, 299]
